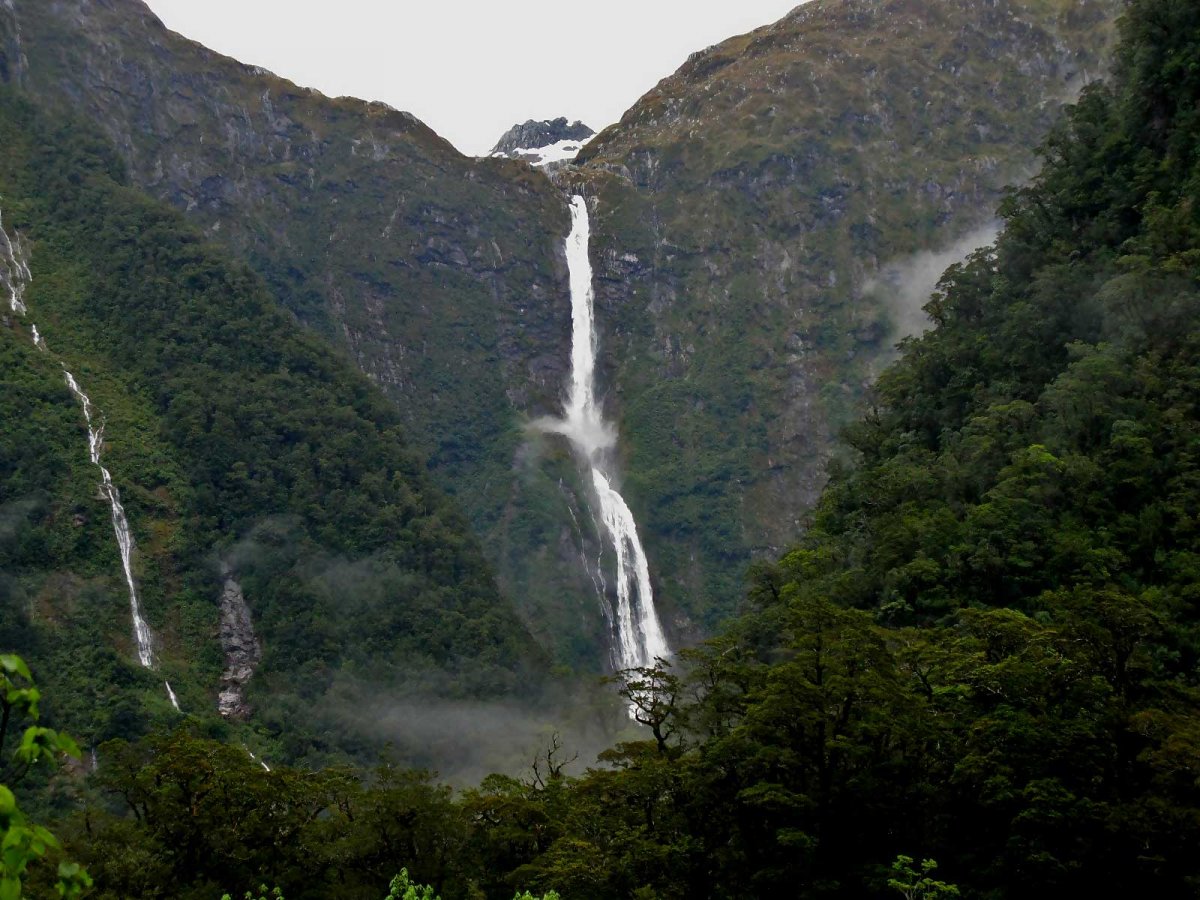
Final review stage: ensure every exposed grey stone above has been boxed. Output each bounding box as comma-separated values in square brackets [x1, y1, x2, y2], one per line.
[490, 117, 594, 156]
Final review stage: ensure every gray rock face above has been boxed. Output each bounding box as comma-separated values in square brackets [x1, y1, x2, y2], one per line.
[491, 118, 594, 156]
[217, 566, 261, 720]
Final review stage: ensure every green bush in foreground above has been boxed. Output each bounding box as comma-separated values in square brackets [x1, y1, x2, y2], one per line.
[0, 654, 91, 900]
[219, 871, 562, 900]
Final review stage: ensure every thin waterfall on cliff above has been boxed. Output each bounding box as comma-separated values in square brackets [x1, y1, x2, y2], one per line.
[62, 370, 156, 670]
[0, 205, 172, 704]
[540, 195, 669, 672]
[0, 207, 31, 315]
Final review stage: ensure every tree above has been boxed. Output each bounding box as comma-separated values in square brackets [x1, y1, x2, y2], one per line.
[610, 660, 681, 755]
[383, 869, 436, 900]
[0, 654, 92, 899]
[887, 855, 959, 899]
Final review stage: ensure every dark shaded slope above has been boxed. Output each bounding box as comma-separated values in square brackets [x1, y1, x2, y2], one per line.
[0, 0, 1125, 665]
[0, 87, 543, 763]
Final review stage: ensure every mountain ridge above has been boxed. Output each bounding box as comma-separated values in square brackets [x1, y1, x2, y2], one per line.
[563, 0, 1122, 632]
[0, 0, 1126, 672]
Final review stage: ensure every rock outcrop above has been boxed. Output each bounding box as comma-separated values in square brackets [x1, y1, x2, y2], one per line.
[217, 566, 260, 720]
[491, 117, 595, 158]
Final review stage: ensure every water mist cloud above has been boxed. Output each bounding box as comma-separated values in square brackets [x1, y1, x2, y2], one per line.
[870, 221, 1001, 341]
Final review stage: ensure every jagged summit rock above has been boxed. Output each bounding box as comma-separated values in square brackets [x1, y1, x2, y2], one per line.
[490, 117, 595, 165]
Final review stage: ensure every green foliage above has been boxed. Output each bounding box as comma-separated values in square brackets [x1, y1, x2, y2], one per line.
[4, 0, 591, 670]
[362, 3, 1200, 897]
[0, 84, 545, 762]
[575, 0, 1123, 633]
[0, 655, 91, 900]
[384, 870, 436, 900]
[9, 1, 1200, 899]
[887, 856, 959, 900]
[220, 889, 282, 900]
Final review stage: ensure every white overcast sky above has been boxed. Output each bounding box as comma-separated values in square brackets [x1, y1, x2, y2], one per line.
[141, 0, 802, 156]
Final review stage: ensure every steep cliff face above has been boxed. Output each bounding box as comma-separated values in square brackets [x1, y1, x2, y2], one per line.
[565, 0, 1122, 631]
[0, 0, 1126, 665]
[216, 565, 260, 721]
[492, 117, 595, 156]
[4, 0, 572, 434]
[0, 0, 616, 663]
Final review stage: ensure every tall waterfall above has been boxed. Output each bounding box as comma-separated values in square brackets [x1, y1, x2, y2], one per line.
[542, 195, 669, 672]
[1, 204, 168, 699]
[62, 371, 156, 669]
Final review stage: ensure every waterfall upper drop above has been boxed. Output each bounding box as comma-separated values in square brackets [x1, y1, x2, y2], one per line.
[0, 208, 31, 315]
[543, 195, 669, 672]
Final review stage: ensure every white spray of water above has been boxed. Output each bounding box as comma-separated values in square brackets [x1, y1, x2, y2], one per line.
[164, 681, 181, 711]
[245, 747, 271, 772]
[62, 369, 155, 668]
[538, 196, 669, 673]
[0, 208, 31, 315]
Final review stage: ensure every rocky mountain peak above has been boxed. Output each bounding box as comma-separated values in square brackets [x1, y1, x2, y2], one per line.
[489, 116, 594, 165]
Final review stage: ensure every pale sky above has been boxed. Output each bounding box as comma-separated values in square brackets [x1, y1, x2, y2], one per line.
[142, 0, 802, 156]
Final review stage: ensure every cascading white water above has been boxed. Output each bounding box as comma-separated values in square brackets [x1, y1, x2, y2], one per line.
[246, 747, 271, 772]
[0, 208, 30, 315]
[541, 195, 669, 673]
[3, 205, 176, 709]
[62, 371, 156, 669]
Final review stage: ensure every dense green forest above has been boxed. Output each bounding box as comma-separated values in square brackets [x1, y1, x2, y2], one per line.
[5, 0, 1200, 896]
[0, 85, 546, 769]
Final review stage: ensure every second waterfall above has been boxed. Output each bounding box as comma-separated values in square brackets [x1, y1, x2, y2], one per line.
[543, 195, 669, 672]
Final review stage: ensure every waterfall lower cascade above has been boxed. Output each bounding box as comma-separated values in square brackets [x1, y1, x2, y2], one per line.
[0, 205, 178, 710]
[541, 195, 669, 673]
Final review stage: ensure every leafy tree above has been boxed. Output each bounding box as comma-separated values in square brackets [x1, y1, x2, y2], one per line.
[887, 856, 959, 900]
[1, 654, 91, 900]
[383, 870, 436, 900]
[610, 661, 682, 756]
[220, 889, 283, 900]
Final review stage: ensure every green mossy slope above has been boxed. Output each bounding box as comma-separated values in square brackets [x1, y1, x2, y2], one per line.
[0, 89, 544, 765]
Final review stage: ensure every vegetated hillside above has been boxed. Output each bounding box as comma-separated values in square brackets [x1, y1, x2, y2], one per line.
[519, 0, 1197, 893]
[32, 2, 1200, 897]
[0, 85, 544, 767]
[567, 0, 1122, 633]
[0, 0, 1126, 668]
[0, 0, 618, 668]
[394, 0, 1200, 890]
